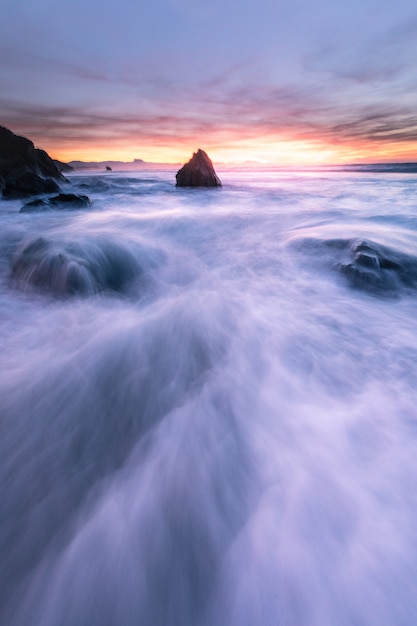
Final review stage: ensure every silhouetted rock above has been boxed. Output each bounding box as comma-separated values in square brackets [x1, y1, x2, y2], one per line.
[54, 159, 74, 173]
[3, 173, 60, 199]
[21, 193, 91, 212]
[0, 126, 65, 199]
[106, 165, 112, 171]
[176, 149, 221, 187]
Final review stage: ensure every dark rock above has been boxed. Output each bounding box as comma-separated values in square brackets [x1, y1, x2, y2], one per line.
[0, 126, 65, 199]
[308, 238, 417, 296]
[3, 173, 60, 199]
[338, 239, 417, 295]
[20, 193, 92, 212]
[106, 165, 112, 171]
[292, 236, 417, 297]
[11, 236, 141, 297]
[53, 159, 74, 173]
[176, 149, 222, 187]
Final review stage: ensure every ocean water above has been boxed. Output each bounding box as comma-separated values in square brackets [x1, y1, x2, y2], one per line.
[1, 168, 417, 625]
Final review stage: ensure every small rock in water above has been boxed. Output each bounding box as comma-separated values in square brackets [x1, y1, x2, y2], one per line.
[339, 239, 417, 295]
[176, 149, 222, 187]
[20, 193, 92, 212]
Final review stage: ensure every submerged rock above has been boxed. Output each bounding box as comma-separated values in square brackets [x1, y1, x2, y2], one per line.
[176, 149, 222, 187]
[0, 126, 65, 198]
[297, 237, 417, 296]
[338, 239, 417, 295]
[11, 236, 141, 296]
[291, 236, 417, 297]
[20, 193, 91, 212]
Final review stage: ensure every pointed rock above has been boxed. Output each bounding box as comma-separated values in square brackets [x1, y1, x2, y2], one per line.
[176, 149, 221, 187]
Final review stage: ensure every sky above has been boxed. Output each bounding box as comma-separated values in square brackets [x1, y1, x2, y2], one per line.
[1, 0, 417, 165]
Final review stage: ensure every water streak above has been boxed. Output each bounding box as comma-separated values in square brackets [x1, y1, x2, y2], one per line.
[1, 169, 417, 625]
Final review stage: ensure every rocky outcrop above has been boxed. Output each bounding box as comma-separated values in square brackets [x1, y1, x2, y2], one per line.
[0, 126, 66, 199]
[53, 159, 74, 173]
[3, 173, 61, 199]
[21, 193, 91, 212]
[176, 149, 222, 187]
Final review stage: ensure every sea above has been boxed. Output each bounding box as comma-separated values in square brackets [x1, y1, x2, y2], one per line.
[1, 167, 417, 625]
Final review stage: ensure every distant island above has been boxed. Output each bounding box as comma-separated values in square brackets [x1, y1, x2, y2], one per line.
[69, 158, 180, 171]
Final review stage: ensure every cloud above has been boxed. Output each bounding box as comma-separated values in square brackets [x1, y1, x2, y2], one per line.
[328, 109, 417, 143]
[2, 59, 417, 163]
[0, 45, 108, 83]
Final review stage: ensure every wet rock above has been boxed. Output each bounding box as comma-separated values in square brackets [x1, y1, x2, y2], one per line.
[0, 126, 65, 198]
[3, 172, 61, 199]
[20, 193, 91, 212]
[292, 236, 417, 297]
[176, 149, 222, 187]
[309, 238, 417, 296]
[11, 236, 141, 297]
[338, 239, 417, 295]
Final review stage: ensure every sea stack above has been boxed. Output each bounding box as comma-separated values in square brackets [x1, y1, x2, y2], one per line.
[0, 126, 65, 199]
[176, 149, 222, 187]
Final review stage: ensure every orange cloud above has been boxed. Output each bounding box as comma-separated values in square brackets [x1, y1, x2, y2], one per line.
[3, 92, 417, 165]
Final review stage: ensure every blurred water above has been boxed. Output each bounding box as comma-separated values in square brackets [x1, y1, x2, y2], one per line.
[1, 169, 417, 625]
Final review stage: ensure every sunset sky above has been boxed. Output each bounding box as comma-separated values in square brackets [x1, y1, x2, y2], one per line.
[1, 0, 417, 165]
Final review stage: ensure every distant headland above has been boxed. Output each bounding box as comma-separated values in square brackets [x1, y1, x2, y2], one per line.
[68, 158, 180, 171]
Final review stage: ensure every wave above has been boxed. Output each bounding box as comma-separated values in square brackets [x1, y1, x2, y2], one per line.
[10, 234, 164, 297]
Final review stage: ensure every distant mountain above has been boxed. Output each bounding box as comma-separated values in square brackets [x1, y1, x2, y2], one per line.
[68, 159, 180, 171]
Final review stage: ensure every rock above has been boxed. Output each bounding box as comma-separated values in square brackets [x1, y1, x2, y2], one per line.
[53, 159, 74, 173]
[3, 173, 61, 199]
[20, 193, 92, 212]
[176, 149, 221, 187]
[106, 165, 112, 171]
[311, 237, 417, 296]
[11, 236, 141, 296]
[338, 239, 417, 295]
[0, 126, 65, 199]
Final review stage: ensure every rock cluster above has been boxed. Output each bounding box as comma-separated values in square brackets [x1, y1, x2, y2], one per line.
[0, 126, 66, 198]
[21, 193, 91, 213]
[176, 149, 221, 187]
